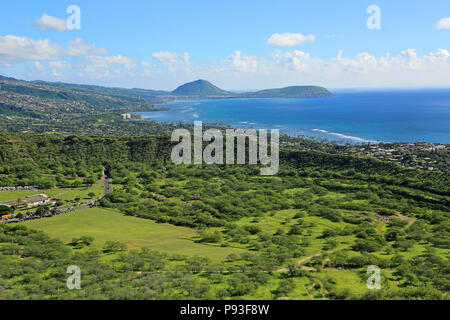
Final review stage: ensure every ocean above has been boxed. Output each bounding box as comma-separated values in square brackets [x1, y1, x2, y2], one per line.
[137, 89, 450, 144]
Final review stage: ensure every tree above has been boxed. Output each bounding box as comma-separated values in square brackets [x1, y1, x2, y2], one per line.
[83, 176, 96, 186]
[393, 239, 415, 251]
[244, 225, 262, 235]
[288, 225, 302, 235]
[323, 239, 338, 250]
[70, 236, 94, 248]
[80, 236, 94, 246]
[35, 206, 49, 216]
[226, 274, 256, 297]
[0, 205, 12, 215]
[272, 279, 296, 298]
[352, 239, 383, 252]
[200, 230, 222, 243]
[103, 241, 127, 253]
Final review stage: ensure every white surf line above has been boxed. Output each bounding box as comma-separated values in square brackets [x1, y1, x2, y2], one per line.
[312, 128, 377, 143]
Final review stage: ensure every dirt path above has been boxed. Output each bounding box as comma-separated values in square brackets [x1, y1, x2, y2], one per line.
[376, 213, 415, 225]
[376, 213, 415, 235]
[276, 250, 336, 273]
[394, 214, 415, 225]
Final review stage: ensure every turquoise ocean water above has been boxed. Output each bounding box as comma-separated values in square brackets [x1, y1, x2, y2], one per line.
[138, 89, 450, 144]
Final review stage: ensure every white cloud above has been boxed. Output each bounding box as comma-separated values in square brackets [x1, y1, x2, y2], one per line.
[48, 61, 71, 77]
[267, 48, 450, 88]
[226, 50, 259, 73]
[79, 55, 137, 78]
[0, 35, 62, 61]
[34, 13, 68, 32]
[394, 49, 420, 69]
[34, 61, 46, 71]
[152, 51, 190, 72]
[268, 33, 315, 47]
[436, 17, 450, 29]
[273, 50, 311, 71]
[328, 50, 380, 72]
[103, 55, 136, 68]
[0, 35, 109, 64]
[425, 48, 450, 61]
[66, 38, 108, 56]
[4, 42, 450, 89]
[49, 61, 69, 70]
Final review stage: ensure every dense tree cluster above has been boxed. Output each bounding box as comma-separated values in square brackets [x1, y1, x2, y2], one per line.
[0, 133, 448, 300]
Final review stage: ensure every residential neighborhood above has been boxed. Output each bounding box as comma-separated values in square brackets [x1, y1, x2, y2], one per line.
[281, 137, 449, 171]
[342, 142, 449, 171]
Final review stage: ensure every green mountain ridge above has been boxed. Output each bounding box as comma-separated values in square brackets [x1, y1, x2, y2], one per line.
[241, 85, 333, 98]
[1, 74, 332, 99]
[172, 79, 233, 96]
[171, 79, 333, 98]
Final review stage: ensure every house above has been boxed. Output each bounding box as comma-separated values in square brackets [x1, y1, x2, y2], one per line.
[23, 194, 54, 208]
[1, 200, 19, 208]
[0, 194, 54, 208]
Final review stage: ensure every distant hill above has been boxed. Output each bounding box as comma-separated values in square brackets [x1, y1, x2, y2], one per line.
[171, 79, 332, 98]
[0, 75, 19, 82]
[240, 86, 333, 98]
[1, 74, 332, 99]
[172, 79, 232, 96]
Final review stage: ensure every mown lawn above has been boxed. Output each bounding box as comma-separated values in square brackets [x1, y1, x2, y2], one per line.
[0, 184, 104, 203]
[23, 207, 243, 261]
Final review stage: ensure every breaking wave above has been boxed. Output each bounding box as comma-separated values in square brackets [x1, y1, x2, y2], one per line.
[312, 129, 374, 143]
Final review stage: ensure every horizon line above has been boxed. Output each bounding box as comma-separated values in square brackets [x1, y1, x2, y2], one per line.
[2, 73, 450, 93]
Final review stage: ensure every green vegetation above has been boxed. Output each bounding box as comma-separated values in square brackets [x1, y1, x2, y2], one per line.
[0, 77, 335, 137]
[170, 80, 333, 98]
[0, 133, 448, 300]
[171, 79, 233, 96]
[170, 80, 332, 98]
[240, 85, 333, 98]
[23, 207, 242, 259]
[0, 185, 104, 203]
[0, 76, 177, 136]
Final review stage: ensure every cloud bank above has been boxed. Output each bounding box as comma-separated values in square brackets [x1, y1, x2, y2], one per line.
[436, 17, 450, 29]
[34, 13, 69, 32]
[1, 34, 449, 89]
[268, 33, 315, 47]
[0, 35, 63, 61]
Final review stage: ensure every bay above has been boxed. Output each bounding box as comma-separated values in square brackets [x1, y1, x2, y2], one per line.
[137, 89, 450, 144]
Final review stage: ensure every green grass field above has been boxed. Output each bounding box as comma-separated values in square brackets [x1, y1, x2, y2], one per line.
[0, 185, 104, 203]
[23, 207, 243, 261]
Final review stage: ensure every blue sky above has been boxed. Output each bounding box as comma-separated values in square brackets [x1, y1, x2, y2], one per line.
[0, 0, 449, 89]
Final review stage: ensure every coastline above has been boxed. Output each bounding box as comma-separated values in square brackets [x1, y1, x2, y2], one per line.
[136, 90, 450, 145]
